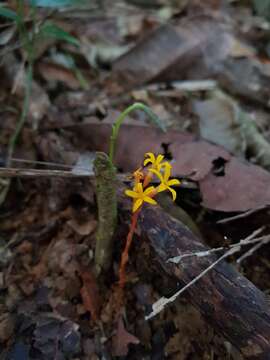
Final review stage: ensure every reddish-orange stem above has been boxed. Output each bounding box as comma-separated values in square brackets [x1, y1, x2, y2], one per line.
[143, 172, 152, 188]
[119, 209, 140, 288]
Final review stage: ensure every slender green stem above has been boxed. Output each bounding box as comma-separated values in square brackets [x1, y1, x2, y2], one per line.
[7, 0, 34, 165]
[16, 0, 31, 57]
[109, 102, 166, 163]
[7, 62, 33, 164]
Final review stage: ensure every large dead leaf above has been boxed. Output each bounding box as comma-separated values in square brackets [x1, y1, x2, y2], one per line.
[62, 122, 270, 212]
[193, 90, 245, 157]
[200, 157, 270, 211]
[194, 90, 270, 170]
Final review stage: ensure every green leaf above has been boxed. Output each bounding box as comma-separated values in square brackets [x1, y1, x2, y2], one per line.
[29, 0, 85, 8]
[0, 6, 18, 21]
[39, 22, 79, 46]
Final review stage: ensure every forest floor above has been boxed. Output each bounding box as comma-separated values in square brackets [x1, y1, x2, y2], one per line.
[0, 1, 270, 359]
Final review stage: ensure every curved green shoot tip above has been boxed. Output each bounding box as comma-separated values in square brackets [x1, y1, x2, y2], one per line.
[109, 102, 166, 163]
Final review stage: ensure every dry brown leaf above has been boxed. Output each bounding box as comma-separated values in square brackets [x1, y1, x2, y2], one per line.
[200, 157, 270, 211]
[112, 316, 140, 357]
[193, 91, 245, 157]
[79, 269, 100, 322]
[67, 218, 97, 236]
[37, 62, 81, 90]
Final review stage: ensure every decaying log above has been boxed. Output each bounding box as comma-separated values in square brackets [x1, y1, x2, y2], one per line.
[118, 200, 270, 359]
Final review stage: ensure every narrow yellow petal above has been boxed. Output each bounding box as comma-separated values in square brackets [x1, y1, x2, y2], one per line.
[144, 158, 152, 166]
[156, 154, 164, 164]
[168, 179, 180, 186]
[144, 196, 157, 205]
[144, 186, 156, 195]
[133, 198, 143, 212]
[149, 168, 163, 182]
[136, 182, 143, 193]
[159, 161, 168, 169]
[145, 152, 155, 163]
[125, 190, 139, 198]
[157, 183, 167, 193]
[168, 187, 177, 201]
[164, 162, 171, 181]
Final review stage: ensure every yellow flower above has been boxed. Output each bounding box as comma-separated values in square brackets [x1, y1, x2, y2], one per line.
[125, 183, 157, 212]
[144, 152, 166, 171]
[150, 163, 180, 201]
[133, 168, 144, 184]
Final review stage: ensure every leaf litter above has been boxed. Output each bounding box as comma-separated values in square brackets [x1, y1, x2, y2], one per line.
[1, 0, 270, 359]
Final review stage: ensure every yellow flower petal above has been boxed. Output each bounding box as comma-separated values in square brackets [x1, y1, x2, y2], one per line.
[144, 186, 156, 195]
[159, 161, 168, 169]
[125, 189, 139, 198]
[144, 196, 157, 205]
[157, 183, 167, 192]
[133, 198, 143, 212]
[136, 182, 143, 193]
[168, 179, 180, 186]
[164, 162, 172, 181]
[144, 158, 152, 166]
[149, 168, 163, 182]
[168, 187, 177, 201]
[156, 154, 164, 164]
[145, 152, 155, 163]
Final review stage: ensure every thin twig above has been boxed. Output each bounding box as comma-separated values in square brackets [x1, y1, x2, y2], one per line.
[167, 227, 265, 264]
[0, 167, 136, 182]
[0, 167, 93, 178]
[0, 165, 196, 189]
[236, 236, 270, 265]
[11, 157, 92, 171]
[217, 206, 267, 224]
[146, 246, 239, 320]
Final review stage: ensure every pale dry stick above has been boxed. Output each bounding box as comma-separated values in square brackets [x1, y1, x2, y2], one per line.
[11, 157, 91, 170]
[0, 167, 92, 178]
[146, 246, 239, 320]
[236, 236, 270, 265]
[146, 80, 217, 93]
[0, 167, 130, 182]
[167, 227, 265, 264]
[217, 206, 267, 224]
[0, 165, 196, 188]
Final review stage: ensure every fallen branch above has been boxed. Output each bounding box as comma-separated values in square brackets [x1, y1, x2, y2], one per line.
[118, 199, 270, 359]
[147, 231, 270, 320]
[146, 246, 239, 320]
